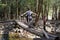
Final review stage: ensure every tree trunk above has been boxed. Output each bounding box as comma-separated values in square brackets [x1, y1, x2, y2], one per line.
[55, 6, 57, 20]
[8, 0, 12, 20]
[16, 0, 18, 19]
[58, 8, 60, 20]
[52, 6, 54, 20]
[34, 0, 43, 26]
[43, 3, 47, 31]
[4, 0, 7, 20]
[8, 5, 11, 20]
[47, 4, 49, 20]
[34, 0, 38, 26]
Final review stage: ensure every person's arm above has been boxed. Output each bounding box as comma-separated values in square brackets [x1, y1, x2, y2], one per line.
[21, 12, 27, 17]
[33, 13, 37, 16]
[31, 11, 37, 16]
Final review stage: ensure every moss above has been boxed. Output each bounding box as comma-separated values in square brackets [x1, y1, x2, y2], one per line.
[9, 33, 33, 40]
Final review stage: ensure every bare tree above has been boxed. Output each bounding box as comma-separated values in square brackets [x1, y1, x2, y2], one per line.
[34, 0, 43, 26]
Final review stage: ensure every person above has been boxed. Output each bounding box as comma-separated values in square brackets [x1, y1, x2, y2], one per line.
[21, 8, 36, 23]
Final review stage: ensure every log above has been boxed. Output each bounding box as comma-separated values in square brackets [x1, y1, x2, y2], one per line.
[15, 20, 43, 37]
[15, 20, 28, 28]
[15, 20, 59, 40]
[42, 29, 49, 39]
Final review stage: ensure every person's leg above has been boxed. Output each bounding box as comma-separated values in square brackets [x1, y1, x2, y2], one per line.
[28, 18, 33, 28]
[29, 16, 32, 22]
[26, 16, 28, 22]
[29, 18, 32, 22]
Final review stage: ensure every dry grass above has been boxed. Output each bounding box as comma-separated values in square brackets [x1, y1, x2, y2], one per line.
[9, 33, 33, 40]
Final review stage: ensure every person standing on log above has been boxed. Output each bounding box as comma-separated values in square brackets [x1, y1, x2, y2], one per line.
[21, 8, 36, 23]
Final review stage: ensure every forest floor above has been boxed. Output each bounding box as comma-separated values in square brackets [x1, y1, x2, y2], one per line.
[0, 18, 60, 40]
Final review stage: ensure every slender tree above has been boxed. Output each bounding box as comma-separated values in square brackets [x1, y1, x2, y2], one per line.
[34, 0, 43, 26]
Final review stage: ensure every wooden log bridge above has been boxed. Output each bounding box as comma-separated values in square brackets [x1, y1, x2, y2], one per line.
[15, 20, 43, 37]
[15, 20, 59, 40]
[0, 20, 59, 40]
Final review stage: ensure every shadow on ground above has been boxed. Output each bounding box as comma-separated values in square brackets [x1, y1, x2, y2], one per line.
[33, 38, 41, 40]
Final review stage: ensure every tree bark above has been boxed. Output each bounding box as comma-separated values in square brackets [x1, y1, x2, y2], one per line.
[8, 5, 11, 20]
[58, 8, 60, 20]
[55, 6, 57, 20]
[16, 0, 18, 19]
[53, 5, 57, 20]
[4, 0, 7, 20]
[34, 0, 43, 26]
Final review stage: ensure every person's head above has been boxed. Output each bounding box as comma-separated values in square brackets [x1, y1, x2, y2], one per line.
[27, 7, 30, 11]
[26, 5, 30, 10]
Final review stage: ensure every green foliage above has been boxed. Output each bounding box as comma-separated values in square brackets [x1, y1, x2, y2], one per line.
[0, 0, 60, 20]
